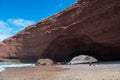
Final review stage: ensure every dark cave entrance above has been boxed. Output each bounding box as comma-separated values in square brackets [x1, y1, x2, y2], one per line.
[70, 50, 94, 57]
[43, 34, 111, 63]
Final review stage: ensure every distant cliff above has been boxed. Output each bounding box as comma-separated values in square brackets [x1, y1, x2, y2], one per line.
[0, 0, 120, 62]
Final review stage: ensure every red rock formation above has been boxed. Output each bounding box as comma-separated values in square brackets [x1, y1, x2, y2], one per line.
[0, 0, 120, 62]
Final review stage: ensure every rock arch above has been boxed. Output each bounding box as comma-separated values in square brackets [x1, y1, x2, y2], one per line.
[42, 34, 96, 62]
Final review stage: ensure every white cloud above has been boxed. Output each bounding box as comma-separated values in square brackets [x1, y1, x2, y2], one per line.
[0, 20, 13, 41]
[8, 18, 35, 28]
[0, 18, 35, 41]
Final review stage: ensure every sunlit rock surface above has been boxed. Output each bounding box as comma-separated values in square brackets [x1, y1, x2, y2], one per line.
[68, 55, 98, 65]
[0, 0, 120, 62]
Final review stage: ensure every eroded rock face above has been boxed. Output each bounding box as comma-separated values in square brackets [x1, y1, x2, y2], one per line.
[0, 0, 120, 62]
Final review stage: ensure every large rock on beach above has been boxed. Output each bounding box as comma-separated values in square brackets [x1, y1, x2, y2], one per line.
[36, 58, 54, 66]
[68, 55, 98, 65]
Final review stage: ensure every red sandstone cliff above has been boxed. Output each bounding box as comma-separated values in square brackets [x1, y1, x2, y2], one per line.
[0, 0, 120, 62]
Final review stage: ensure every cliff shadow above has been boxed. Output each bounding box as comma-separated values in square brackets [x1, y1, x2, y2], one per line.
[42, 34, 120, 62]
[42, 34, 100, 62]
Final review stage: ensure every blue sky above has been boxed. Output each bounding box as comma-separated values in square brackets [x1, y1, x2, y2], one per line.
[0, 0, 77, 41]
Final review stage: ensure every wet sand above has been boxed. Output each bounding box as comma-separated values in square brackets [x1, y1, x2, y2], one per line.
[0, 62, 120, 80]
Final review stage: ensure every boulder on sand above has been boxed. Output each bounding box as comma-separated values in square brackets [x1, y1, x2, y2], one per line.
[68, 55, 98, 65]
[36, 58, 54, 66]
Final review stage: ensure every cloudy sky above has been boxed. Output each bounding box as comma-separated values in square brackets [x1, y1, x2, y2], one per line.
[0, 0, 77, 41]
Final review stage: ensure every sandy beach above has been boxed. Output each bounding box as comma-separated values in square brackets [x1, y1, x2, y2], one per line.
[0, 62, 120, 80]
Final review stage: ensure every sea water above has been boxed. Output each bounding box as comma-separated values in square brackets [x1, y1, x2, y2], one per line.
[0, 62, 35, 72]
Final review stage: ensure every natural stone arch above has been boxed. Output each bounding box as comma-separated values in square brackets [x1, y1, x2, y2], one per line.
[42, 34, 96, 62]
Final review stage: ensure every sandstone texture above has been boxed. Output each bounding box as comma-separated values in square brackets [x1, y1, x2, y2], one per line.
[0, 0, 120, 62]
[36, 58, 54, 65]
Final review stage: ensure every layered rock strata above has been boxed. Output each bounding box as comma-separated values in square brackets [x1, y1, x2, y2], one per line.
[0, 0, 120, 62]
